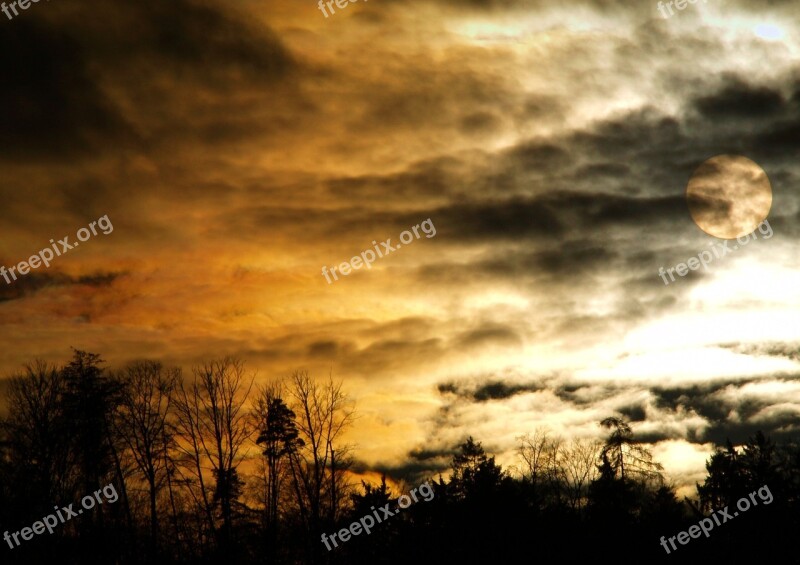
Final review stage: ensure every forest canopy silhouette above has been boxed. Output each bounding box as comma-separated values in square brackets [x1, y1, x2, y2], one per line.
[0, 350, 797, 565]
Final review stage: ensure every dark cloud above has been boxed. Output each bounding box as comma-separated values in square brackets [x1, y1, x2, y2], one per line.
[438, 378, 542, 402]
[350, 458, 445, 484]
[0, 0, 298, 164]
[432, 197, 564, 241]
[722, 342, 800, 362]
[651, 378, 800, 445]
[460, 111, 505, 134]
[637, 429, 683, 443]
[0, 269, 123, 303]
[473, 381, 541, 401]
[134, 1, 293, 80]
[455, 326, 522, 348]
[307, 340, 341, 358]
[0, 19, 130, 162]
[692, 77, 785, 119]
[456, 243, 619, 285]
[415, 190, 687, 285]
[408, 446, 456, 462]
[757, 118, 800, 153]
[554, 383, 621, 406]
[504, 141, 572, 173]
[618, 403, 647, 422]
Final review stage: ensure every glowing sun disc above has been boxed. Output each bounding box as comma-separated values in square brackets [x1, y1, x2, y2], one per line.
[685, 155, 772, 239]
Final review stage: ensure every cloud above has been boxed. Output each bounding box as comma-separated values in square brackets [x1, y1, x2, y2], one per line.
[2, 0, 800, 494]
[0, 18, 129, 162]
[692, 76, 785, 119]
[437, 377, 543, 402]
[0, 269, 124, 303]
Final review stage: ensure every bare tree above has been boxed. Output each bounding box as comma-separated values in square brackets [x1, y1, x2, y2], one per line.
[114, 360, 179, 556]
[172, 357, 254, 550]
[285, 370, 355, 550]
[3, 361, 72, 505]
[517, 429, 560, 487]
[518, 430, 602, 511]
[172, 377, 216, 547]
[561, 438, 602, 511]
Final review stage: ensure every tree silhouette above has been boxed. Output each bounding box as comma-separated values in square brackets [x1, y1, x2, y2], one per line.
[114, 360, 179, 559]
[696, 440, 743, 512]
[172, 357, 253, 557]
[3, 361, 69, 513]
[450, 436, 505, 501]
[599, 417, 663, 483]
[3, 350, 800, 565]
[285, 370, 354, 563]
[60, 349, 128, 564]
[250, 383, 304, 563]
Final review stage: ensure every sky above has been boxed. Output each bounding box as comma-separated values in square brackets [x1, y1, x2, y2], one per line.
[1, 0, 800, 495]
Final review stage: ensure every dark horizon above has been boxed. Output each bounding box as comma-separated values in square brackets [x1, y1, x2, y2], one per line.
[0, 348, 798, 564]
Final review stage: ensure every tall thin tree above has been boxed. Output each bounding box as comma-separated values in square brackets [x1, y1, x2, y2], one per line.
[172, 357, 254, 553]
[115, 360, 179, 557]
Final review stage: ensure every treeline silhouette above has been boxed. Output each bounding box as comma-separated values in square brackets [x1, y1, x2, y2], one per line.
[0, 350, 797, 564]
